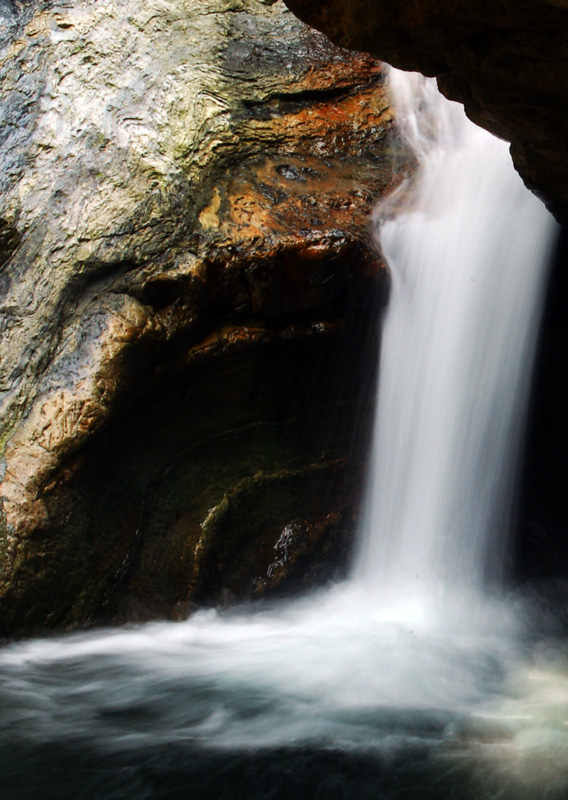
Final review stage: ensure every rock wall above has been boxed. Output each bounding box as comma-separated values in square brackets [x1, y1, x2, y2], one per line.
[0, 0, 411, 633]
[283, 0, 568, 222]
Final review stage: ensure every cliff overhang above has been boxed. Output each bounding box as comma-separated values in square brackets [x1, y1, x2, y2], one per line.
[283, 0, 568, 223]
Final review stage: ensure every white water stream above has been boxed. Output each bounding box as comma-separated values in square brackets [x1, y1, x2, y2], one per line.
[0, 72, 565, 799]
[355, 70, 556, 628]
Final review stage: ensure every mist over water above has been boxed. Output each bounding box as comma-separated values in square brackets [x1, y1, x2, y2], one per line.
[1, 72, 565, 799]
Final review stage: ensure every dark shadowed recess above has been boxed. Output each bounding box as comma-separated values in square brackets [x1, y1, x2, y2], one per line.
[517, 226, 568, 598]
[0, 261, 384, 635]
[93, 281, 381, 624]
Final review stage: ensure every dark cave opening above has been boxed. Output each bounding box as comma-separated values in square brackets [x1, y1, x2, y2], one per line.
[518, 225, 568, 583]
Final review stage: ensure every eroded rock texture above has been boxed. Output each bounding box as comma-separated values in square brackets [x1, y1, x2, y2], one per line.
[283, 0, 568, 222]
[0, 0, 410, 633]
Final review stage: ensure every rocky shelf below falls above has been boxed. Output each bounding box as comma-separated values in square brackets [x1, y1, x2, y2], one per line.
[0, 0, 413, 634]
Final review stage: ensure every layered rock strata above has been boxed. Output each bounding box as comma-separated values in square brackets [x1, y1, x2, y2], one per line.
[0, 0, 410, 633]
[283, 0, 568, 222]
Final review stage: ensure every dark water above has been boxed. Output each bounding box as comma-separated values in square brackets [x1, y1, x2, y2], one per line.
[3, 747, 487, 800]
[2, 590, 568, 800]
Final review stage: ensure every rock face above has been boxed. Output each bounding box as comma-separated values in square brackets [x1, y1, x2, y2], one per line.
[283, 0, 568, 222]
[0, 0, 410, 633]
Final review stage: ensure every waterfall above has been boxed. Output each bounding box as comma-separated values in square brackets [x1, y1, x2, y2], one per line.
[0, 70, 563, 799]
[354, 70, 557, 628]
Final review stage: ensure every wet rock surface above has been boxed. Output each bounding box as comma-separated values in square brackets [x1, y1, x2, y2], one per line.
[283, 0, 568, 222]
[0, 0, 410, 633]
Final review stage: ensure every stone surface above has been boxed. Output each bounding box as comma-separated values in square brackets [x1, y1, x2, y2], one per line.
[283, 0, 568, 222]
[0, 0, 411, 633]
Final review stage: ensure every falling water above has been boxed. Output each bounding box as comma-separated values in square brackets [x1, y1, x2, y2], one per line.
[354, 70, 557, 628]
[0, 72, 565, 800]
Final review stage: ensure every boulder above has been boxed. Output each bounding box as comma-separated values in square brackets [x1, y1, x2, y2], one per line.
[0, 0, 411, 633]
